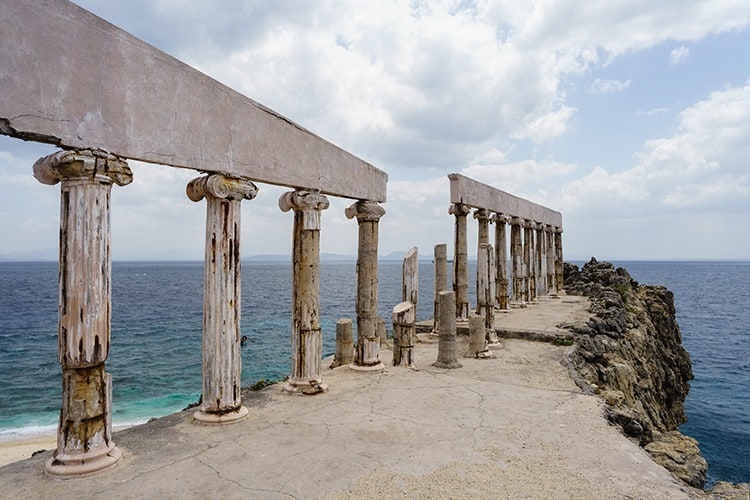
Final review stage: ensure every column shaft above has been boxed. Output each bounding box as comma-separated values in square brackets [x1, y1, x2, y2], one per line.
[554, 228, 564, 294]
[450, 203, 471, 320]
[546, 225, 557, 296]
[524, 221, 536, 302]
[510, 218, 525, 306]
[280, 190, 329, 394]
[493, 214, 509, 310]
[345, 201, 385, 370]
[432, 244, 448, 335]
[33, 150, 131, 476]
[187, 174, 257, 423]
[534, 222, 544, 297]
[474, 209, 490, 314]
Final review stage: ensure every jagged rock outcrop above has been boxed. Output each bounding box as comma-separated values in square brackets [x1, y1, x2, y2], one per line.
[563, 258, 706, 488]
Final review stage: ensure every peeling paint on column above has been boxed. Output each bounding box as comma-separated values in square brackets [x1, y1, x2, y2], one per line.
[33, 149, 131, 477]
[279, 190, 329, 394]
[449, 203, 471, 320]
[345, 200, 386, 371]
[187, 174, 257, 423]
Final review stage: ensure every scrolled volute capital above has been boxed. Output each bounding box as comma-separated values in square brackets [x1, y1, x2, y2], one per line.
[473, 208, 490, 221]
[279, 189, 329, 230]
[187, 174, 258, 203]
[554, 226, 563, 234]
[448, 203, 471, 217]
[345, 200, 385, 222]
[490, 213, 503, 224]
[33, 149, 132, 187]
[510, 216, 523, 226]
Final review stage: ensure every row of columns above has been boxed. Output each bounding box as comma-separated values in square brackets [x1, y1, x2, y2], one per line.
[34, 149, 386, 476]
[450, 203, 563, 318]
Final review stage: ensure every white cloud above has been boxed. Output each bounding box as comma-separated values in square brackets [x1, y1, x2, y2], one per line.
[670, 46, 690, 65]
[590, 78, 632, 95]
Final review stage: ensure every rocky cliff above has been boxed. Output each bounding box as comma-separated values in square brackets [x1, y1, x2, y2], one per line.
[563, 258, 707, 488]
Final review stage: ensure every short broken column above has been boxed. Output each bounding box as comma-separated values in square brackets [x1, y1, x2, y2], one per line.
[345, 200, 386, 371]
[465, 315, 495, 359]
[510, 217, 525, 307]
[432, 243, 448, 336]
[392, 301, 417, 368]
[449, 203, 471, 320]
[33, 150, 132, 476]
[492, 213, 509, 310]
[279, 189, 330, 394]
[478, 243, 500, 348]
[187, 174, 256, 424]
[474, 208, 490, 314]
[433, 290, 462, 369]
[330, 318, 354, 368]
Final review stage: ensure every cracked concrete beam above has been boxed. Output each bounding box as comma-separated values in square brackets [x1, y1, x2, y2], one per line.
[448, 174, 561, 227]
[0, 0, 387, 202]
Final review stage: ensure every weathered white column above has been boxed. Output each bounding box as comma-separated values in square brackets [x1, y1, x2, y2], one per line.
[345, 200, 386, 371]
[492, 213, 509, 310]
[554, 227, 564, 295]
[540, 224, 548, 295]
[546, 225, 557, 296]
[33, 150, 131, 477]
[279, 189, 330, 394]
[465, 315, 495, 359]
[474, 208, 490, 314]
[450, 203, 471, 320]
[478, 243, 500, 348]
[330, 318, 354, 368]
[392, 301, 417, 368]
[432, 243, 448, 335]
[524, 220, 536, 303]
[433, 291, 462, 369]
[187, 174, 257, 423]
[402, 246, 419, 305]
[534, 222, 545, 297]
[510, 217, 525, 307]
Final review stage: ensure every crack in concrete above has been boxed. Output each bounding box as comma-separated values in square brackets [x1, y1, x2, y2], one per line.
[192, 455, 298, 499]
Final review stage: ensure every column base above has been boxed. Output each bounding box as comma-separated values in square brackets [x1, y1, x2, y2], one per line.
[45, 443, 122, 477]
[283, 379, 328, 395]
[349, 361, 385, 372]
[193, 405, 249, 424]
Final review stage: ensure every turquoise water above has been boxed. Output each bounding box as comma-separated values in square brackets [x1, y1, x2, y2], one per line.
[0, 260, 747, 485]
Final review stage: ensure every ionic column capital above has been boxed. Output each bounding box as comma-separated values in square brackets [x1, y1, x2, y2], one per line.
[473, 208, 490, 221]
[186, 174, 258, 202]
[33, 149, 132, 186]
[554, 226, 564, 234]
[279, 189, 329, 230]
[510, 216, 523, 226]
[345, 200, 385, 223]
[490, 213, 509, 225]
[448, 203, 472, 217]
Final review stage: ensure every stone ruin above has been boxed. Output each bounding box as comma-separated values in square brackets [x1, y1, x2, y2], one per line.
[0, 0, 566, 478]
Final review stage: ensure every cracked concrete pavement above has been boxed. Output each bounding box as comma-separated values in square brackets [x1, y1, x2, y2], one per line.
[0, 296, 702, 499]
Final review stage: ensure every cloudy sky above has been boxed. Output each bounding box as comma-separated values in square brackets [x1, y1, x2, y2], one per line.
[2, 0, 749, 261]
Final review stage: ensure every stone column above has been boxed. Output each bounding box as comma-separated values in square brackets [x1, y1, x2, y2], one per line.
[187, 174, 257, 423]
[554, 227, 564, 295]
[474, 208, 490, 314]
[524, 220, 536, 303]
[510, 217, 525, 307]
[392, 301, 417, 368]
[546, 225, 557, 296]
[433, 291, 462, 369]
[330, 318, 354, 368]
[345, 200, 386, 371]
[449, 203, 471, 320]
[279, 189, 330, 394]
[33, 150, 132, 477]
[534, 222, 545, 297]
[478, 243, 500, 347]
[492, 213, 509, 310]
[432, 244, 448, 335]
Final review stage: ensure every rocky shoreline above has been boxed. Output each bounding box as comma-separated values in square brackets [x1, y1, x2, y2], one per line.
[562, 258, 749, 498]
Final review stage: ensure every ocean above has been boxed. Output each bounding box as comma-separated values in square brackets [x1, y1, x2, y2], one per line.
[0, 260, 747, 486]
